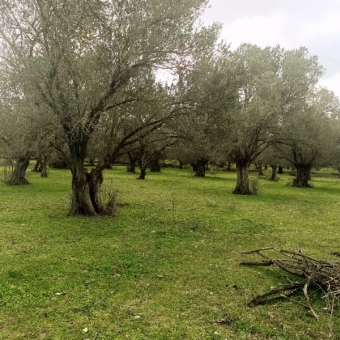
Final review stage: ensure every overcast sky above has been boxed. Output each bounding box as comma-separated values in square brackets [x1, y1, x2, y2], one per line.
[201, 0, 340, 97]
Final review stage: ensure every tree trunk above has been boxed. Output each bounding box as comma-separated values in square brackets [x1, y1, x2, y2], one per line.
[191, 162, 198, 172]
[278, 165, 284, 174]
[127, 161, 136, 173]
[256, 164, 264, 176]
[270, 164, 277, 181]
[150, 158, 161, 172]
[6, 154, 30, 185]
[138, 148, 148, 179]
[233, 161, 251, 195]
[292, 164, 312, 188]
[69, 164, 111, 215]
[138, 165, 147, 179]
[32, 159, 41, 172]
[179, 161, 183, 169]
[127, 152, 137, 173]
[40, 156, 48, 177]
[68, 142, 111, 216]
[194, 159, 207, 177]
[227, 161, 232, 171]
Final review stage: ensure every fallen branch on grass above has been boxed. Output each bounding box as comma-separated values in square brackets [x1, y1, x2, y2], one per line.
[240, 247, 340, 319]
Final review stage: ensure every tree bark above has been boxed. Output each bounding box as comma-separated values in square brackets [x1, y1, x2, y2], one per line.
[194, 159, 207, 177]
[138, 148, 147, 179]
[138, 165, 147, 179]
[150, 158, 161, 172]
[32, 159, 41, 172]
[233, 161, 251, 195]
[256, 163, 264, 176]
[191, 162, 198, 172]
[127, 153, 137, 173]
[270, 164, 277, 181]
[6, 154, 30, 185]
[278, 165, 284, 174]
[292, 164, 312, 188]
[40, 156, 48, 177]
[127, 161, 136, 173]
[68, 142, 111, 216]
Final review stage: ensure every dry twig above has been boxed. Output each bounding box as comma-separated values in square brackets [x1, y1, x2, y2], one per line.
[241, 247, 340, 319]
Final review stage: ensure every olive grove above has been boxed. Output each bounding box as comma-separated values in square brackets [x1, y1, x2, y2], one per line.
[1, 0, 340, 216]
[0, 0, 215, 215]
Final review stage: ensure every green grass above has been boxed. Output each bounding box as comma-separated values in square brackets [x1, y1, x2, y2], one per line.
[1, 165, 340, 339]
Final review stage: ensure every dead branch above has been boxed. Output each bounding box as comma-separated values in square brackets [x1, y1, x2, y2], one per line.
[241, 248, 340, 319]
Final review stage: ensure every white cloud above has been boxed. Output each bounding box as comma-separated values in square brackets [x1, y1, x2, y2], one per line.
[319, 73, 340, 97]
[201, 0, 340, 97]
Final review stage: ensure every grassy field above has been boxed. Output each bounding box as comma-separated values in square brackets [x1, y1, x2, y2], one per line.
[1, 164, 340, 339]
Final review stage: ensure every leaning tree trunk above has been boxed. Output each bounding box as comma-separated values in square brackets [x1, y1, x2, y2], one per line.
[233, 161, 251, 195]
[292, 164, 312, 188]
[194, 159, 208, 177]
[6, 154, 30, 185]
[270, 164, 277, 181]
[32, 158, 41, 172]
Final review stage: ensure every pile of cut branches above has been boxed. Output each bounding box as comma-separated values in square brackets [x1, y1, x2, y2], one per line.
[241, 247, 340, 319]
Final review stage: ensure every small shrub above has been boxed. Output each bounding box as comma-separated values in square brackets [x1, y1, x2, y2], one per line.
[106, 188, 118, 216]
[250, 177, 259, 195]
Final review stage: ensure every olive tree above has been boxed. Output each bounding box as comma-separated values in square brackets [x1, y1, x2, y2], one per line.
[0, 0, 211, 215]
[228, 45, 323, 194]
[277, 88, 340, 187]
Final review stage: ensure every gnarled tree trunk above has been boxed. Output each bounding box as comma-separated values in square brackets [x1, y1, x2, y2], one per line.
[68, 142, 111, 216]
[6, 154, 30, 185]
[194, 159, 208, 177]
[270, 164, 277, 181]
[292, 164, 312, 188]
[233, 160, 251, 195]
